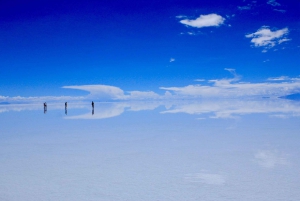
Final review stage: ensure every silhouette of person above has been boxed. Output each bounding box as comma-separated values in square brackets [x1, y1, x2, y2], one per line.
[65, 102, 68, 115]
[91, 101, 94, 115]
[44, 102, 47, 114]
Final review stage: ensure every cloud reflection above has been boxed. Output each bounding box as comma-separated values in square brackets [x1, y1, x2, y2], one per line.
[254, 150, 288, 168]
[1, 98, 300, 120]
[161, 98, 300, 119]
[185, 172, 226, 185]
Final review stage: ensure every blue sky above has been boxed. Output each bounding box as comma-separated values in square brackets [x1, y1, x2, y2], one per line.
[0, 0, 299, 100]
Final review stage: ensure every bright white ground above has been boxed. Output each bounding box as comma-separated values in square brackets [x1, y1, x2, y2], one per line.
[0, 99, 300, 201]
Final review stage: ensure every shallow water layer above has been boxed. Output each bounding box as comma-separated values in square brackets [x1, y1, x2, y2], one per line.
[0, 99, 300, 201]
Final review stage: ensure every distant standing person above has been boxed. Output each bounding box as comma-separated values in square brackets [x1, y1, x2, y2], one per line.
[91, 101, 94, 108]
[44, 102, 47, 114]
[65, 102, 68, 115]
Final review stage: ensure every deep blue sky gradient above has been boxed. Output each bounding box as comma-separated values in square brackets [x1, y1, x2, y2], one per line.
[1, 0, 299, 96]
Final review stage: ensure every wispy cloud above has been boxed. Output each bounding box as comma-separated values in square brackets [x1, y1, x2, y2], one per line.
[267, 76, 290, 81]
[179, 14, 225, 28]
[238, 5, 252, 10]
[176, 15, 187, 19]
[267, 76, 300, 81]
[267, 0, 281, 7]
[245, 26, 290, 52]
[273, 9, 286, 13]
[237, 1, 257, 11]
[180, 31, 203, 36]
[170, 58, 175, 62]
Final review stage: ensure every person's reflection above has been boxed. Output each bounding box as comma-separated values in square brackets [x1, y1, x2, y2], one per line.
[65, 102, 68, 115]
[43, 102, 47, 114]
[92, 101, 94, 115]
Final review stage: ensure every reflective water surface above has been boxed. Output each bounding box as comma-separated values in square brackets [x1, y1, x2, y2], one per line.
[0, 99, 300, 201]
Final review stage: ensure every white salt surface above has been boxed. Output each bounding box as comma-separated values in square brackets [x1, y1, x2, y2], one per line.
[0, 100, 300, 200]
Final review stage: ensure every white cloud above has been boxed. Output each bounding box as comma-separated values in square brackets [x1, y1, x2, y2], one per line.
[179, 14, 225, 28]
[246, 26, 290, 52]
[161, 69, 300, 98]
[2, 71, 300, 105]
[63, 85, 126, 100]
[267, 0, 281, 7]
[170, 58, 175, 62]
[161, 81, 300, 98]
[268, 76, 300, 81]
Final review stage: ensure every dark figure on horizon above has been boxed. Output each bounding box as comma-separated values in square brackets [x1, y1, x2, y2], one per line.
[65, 102, 68, 115]
[44, 102, 47, 114]
[92, 101, 94, 115]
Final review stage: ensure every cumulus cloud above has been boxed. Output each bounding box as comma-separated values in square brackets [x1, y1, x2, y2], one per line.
[179, 14, 225, 28]
[245, 26, 290, 52]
